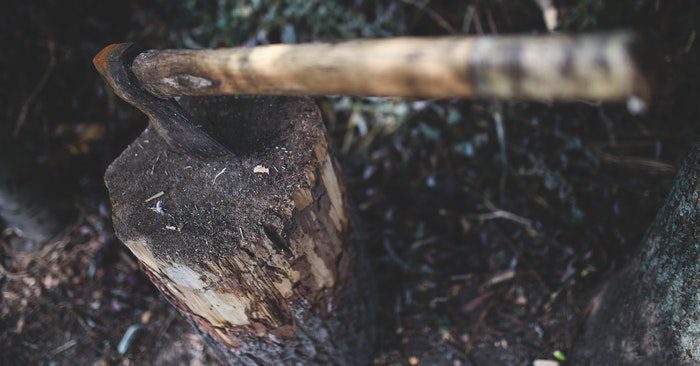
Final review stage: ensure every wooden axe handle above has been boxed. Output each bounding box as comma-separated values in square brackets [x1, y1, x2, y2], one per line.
[132, 32, 653, 102]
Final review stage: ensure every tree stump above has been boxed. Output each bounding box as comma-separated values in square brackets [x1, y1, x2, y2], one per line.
[573, 141, 700, 364]
[105, 96, 375, 365]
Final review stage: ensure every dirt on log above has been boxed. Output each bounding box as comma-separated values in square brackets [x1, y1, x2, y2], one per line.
[573, 141, 700, 365]
[105, 96, 375, 365]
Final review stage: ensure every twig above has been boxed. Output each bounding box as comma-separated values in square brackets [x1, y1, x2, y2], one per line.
[597, 106, 617, 146]
[493, 226, 551, 293]
[466, 302, 493, 353]
[383, 236, 410, 271]
[462, 192, 535, 230]
[468, 209, 532, 227]
[684, 30, 696, 53]
[156, 310, 177, 340]
[150, 153, 161, 175]
[493, 107, 507, 201]
[483, 270, 516, 288]
[213, 167, 227, 184]
[51, 339, 77, 356]
[144, 191, 164, 203]
[13, 41, 56, 136]
[462, 5, 476, 33]
[402, 0, 457, 34]
[68, 307, 98, 339]
[473, 5, 485, 34]
[482, 0, 499, 34]
[0, 262, 24, 279]
[592, 148, 676, 174]
[534, 0, 558, 31]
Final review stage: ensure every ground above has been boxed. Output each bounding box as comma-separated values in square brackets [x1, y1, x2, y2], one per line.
[1, 0, 700, 365]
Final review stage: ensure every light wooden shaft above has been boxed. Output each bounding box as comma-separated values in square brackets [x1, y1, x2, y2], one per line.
[132, 32, 651, 102]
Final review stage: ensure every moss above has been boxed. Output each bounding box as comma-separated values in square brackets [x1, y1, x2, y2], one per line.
[150, 0, 410, 48]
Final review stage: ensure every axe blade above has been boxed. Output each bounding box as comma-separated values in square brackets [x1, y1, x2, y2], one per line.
[93, 43, 230, 159]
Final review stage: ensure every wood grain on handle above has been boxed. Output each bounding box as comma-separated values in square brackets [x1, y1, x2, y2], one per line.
[132, 32, 652, 102]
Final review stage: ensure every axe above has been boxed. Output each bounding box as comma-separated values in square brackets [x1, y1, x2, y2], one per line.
[94, 32, 653, 159]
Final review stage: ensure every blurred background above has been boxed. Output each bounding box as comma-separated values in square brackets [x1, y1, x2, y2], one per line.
[1, 0, 699, 365]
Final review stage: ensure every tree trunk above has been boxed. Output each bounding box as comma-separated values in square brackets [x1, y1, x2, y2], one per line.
[574, 141, 700, 364]
[104, 96, 375, 365]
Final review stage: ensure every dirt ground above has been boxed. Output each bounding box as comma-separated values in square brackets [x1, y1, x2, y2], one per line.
[2, 0, 700, 365]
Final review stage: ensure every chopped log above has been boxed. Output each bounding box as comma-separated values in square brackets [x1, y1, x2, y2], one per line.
[105, 96, 375, 365]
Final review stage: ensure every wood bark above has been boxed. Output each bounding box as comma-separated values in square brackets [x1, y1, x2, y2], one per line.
[132, 33, 651, 102]
[105, 96, 375, 365]
[573, 141, 700, 365]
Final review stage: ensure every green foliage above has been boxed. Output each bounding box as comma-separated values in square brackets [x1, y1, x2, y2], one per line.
[559, 0, 651, 31]
[560, 0, 606, 30]
[154, 0, 409, 48]
[553, 349, 567, 361]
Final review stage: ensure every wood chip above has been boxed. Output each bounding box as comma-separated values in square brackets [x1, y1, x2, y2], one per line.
[463, 291, 494, 313]
[144, 191, 164, 202]
[52, 339, 77, 356]
[254, 165, 270, 174]
[484, 270, 516, 288]
[533, 360, 559, 366]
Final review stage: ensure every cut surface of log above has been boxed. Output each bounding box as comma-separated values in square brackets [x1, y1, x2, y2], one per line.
[105, 96, 374, 365]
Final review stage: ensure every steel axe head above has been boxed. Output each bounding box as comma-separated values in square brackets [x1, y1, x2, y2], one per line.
[93, 43, 230, 159]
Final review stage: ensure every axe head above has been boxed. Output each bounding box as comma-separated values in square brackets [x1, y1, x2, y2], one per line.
[94, 43, 230, 159]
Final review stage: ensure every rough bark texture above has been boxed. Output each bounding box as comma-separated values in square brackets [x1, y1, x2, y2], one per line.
[574, 141, 700, 365]
[105, 96, 375, 365]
